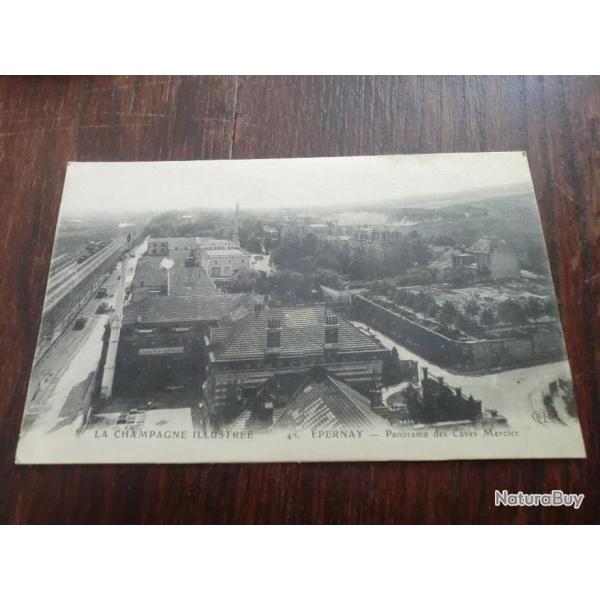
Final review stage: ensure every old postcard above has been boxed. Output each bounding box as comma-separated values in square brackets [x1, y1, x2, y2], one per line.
[16, 152, 585, 463]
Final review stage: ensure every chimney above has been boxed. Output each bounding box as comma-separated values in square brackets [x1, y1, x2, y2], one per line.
[233, 203, 240, 244]
[266, 318, 281, 353]
[324, 314, 339, 347]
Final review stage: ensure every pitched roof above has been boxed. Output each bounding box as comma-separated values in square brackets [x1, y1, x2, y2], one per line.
[429, 248, 455, 271]
[213, 305, 385, 360]
[203, 248, 249, 257]
[123, 293, 250, 325]
[168, 266, 217, 296]
[131, 256, 217, 301]
[148, 237, 197, 248]
[467, 236, 512, 254]
[197, 237, 240, 249]
[132, 256, 166, 288]
[274, 372, 387, 431]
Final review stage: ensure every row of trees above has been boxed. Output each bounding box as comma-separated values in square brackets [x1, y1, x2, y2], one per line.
[270, 231, 432, 281]
[382, 287, 559, 337]
[227, 268, 344, 305]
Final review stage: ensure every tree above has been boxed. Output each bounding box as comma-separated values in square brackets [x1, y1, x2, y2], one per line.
[449, 266, 476, 286]
[479, 265, 491, 279]
[407, 233, 431, 266]
[544, 298, 560, 320]
[480, 307, 497, 330]
[270, 270, 314, 304]
[369, 279, 392, 296]
[464, 298, 481, 317]
[228, 269, 261, 293]
[382, 346, 403, 386]
[440, 301, 459, 326]
[314, 268, 344, 289]
[457, 314, 480, 336]
[241, 237, 262, 254]
[524, 297, 544, 322]
[497, 299, 526, 326]
[312, 252, 340, 272]
[417, 293, 439, 318]
[351, 248, 381, 280]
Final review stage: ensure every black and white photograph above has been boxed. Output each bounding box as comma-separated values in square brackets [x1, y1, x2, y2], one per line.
[14, 152, 585, 463]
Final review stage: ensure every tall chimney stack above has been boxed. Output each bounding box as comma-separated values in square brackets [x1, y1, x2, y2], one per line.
[233, 203, 240, 244]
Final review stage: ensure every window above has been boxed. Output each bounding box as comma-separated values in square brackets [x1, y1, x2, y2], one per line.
[325, 327, 339, 344]
[267, 329, 281, 348]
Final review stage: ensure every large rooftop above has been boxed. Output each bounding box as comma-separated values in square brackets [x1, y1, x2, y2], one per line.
[213, 305, 385, 361]
[203, 248, 249, 257]
[468, 236, 512, 254]
[148, 237, 197, 248]
[130, 256, 217, 301]
[274, 372, 387, 431]
[123, 293, 250, 325]
[148, 236, 239, 250]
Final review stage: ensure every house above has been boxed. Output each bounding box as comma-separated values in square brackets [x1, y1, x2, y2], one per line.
[428, 236, 520, 281]
[199, 247, 251, 280]
[465, 236, 520, 280]
[147, 237, 197, 257]
[146, 236, 241, 261]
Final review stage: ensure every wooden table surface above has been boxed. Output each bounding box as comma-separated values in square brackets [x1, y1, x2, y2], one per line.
[0, 76, 598, 524]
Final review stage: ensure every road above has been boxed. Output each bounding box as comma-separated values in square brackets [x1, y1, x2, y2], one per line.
[43, 238, 123, 313]
[21, 238, 148, 438]
[351, 320, 572, 428]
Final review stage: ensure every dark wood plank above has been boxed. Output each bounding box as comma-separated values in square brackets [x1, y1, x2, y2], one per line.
[0, 75, 597, 524]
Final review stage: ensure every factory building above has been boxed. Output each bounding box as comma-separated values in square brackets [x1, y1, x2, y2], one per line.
[204, 305, 388, 424]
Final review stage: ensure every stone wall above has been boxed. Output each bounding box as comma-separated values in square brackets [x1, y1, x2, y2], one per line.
[351, 293, 568, 373]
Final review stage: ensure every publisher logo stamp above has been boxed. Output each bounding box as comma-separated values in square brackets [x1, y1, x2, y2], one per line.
[495, 490, 584, 509]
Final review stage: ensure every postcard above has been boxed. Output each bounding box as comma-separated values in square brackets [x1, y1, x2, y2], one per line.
[15, 152, 585, 463]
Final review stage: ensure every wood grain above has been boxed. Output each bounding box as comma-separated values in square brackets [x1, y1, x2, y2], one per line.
[0, 75, 597, 524]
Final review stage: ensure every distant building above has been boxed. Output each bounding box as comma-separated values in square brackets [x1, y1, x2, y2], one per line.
[428, 248, 459, 281]
[466, 236, 520, 280]
[146, 236, 241, 260]
[428, 236, 520, 281]
[200, 247, 251, 280]
[147, 237, 197, 257]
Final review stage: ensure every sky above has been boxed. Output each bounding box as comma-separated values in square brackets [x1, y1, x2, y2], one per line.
[60, 152, 535, 216]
